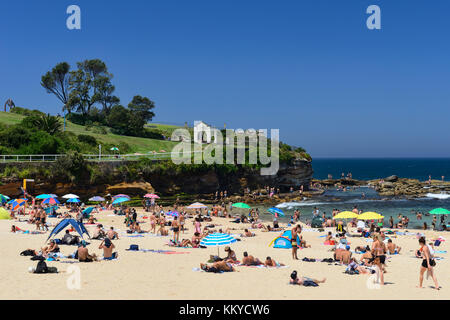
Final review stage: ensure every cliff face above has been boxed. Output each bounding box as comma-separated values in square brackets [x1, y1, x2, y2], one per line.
[0, 159, 313, 198]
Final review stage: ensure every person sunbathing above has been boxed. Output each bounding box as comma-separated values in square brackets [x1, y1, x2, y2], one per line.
[387, 239, 401, 254]
[92, 225, 107, 240]
[99, 238, 118, 260]
[224, 246, 238, 263]
[242, 252, 263, 266]
[78, 241, 97, 262]
[200, 261, 235, 273]
[360, 249, 374, 266]
[105, 227, 118, 240]
[289, 270, 326, 286]
[355, 245, 370, 254]
[346, 257, 369, 274]
[42, 240, 60, 255]
[241, 229, 255, 237]
[265, 256, 284, 267]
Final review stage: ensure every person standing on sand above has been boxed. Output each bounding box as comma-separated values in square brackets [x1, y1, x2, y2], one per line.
[179, 213, 185, 233]
[417, 237, 439, 290]
[172, 216, 180, 243]
[291, 225, 300, 260]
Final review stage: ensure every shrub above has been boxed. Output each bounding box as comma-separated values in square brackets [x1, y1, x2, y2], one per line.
[78, 134, 98, 146]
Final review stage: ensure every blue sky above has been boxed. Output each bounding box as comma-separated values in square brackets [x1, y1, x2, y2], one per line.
[0, 1, 449, 158]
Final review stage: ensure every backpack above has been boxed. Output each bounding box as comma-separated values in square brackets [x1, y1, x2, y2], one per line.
[35, 260, 48, 274]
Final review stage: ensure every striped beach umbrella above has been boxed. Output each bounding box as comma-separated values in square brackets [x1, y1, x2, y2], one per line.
[186, 202, 207, 209]
[11, 199, 26, 211]
[42, 197, 60, 205]
[200, 233, 237, 255]
[268, 207, 285, 217]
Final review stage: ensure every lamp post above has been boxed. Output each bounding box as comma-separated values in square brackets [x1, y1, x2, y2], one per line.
[99, 145, 102, 161]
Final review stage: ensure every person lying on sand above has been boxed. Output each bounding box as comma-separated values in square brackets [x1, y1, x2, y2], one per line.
[261, 224, 283, 232]
[387, 239, 401, 254]
[265, 256, 284, 267]
[346, 257, 369, 274]
[241, 229, 255, 237]
[289, 270, 326, 286]
[200, 261, 235, 273]
[242, 252, 263, 266]
[78, 241, 97, 262]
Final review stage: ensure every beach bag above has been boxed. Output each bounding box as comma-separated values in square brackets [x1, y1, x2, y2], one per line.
[20, 249, 35, 256]
[35, 261, 48, 274]
[434, 240, 441, 247]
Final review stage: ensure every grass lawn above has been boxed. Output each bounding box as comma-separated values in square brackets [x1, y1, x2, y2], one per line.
[0, 111, 180, 154]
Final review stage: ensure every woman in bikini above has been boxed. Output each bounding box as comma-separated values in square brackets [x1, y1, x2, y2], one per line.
[417, 237, 439, 290]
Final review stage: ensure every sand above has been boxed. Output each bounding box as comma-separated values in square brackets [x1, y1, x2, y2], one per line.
[0, 208, 448, 300]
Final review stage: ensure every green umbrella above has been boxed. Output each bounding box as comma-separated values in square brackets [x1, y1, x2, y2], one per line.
[429, 208, 450, 215]
[0, 194, 10, 203]
[232, 202, 251, 209]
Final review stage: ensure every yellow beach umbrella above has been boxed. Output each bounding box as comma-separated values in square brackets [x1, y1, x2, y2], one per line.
[358, 212, 384, 220]
[333, 211, 358, 219]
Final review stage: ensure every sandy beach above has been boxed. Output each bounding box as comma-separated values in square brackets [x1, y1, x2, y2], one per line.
[0, 207, 448, 300]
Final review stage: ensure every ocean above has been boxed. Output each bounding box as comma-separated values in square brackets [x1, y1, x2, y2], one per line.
[311, 158, 450, 181]
[257, 158, 450, 228]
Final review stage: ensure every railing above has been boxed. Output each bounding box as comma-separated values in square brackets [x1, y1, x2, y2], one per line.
[0, 151, 201, 163]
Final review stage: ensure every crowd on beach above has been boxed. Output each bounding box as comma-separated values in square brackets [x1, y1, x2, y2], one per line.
[2, 189, 445, 290]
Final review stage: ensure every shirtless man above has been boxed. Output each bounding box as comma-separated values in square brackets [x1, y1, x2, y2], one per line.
[242, 252, 263, 266]
[265, 256, 285, 267]
[339, 246, 352, 264]
[200, 260, 235, 273]
[92, 225, 106, 240]
[42, 240, 59, 255]
[99, 238, 117, 260]
[179, 213, 185, 233]
[107, 227, 119, 240]
[78, 241, 97, 262]
[387, 239, 401, 254]
[172, 216, 180, 243]
[242, 229, 255, 237]
[290, 270, 326, 286]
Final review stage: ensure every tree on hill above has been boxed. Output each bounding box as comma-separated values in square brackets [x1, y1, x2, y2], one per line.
[41, 62, 71, 113]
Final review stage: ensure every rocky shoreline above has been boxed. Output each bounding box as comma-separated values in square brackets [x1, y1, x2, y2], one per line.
[313, 175, 450, 198]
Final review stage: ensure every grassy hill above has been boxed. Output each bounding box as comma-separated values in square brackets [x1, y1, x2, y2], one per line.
[0, 111, 180, 154]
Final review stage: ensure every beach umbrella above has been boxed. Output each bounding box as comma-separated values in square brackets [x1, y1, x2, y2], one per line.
[144, 193, 159, 199]
[10, 199, 26, 211]
[267, 207, 285, 217]
[113, 194, 131, 199]
[110, 147, 119, 151]
[0, 208, 11, 220]
[333, 211, 358, 220]
[200, 233, 237, 255]
[36, 194, 56, 200]
[358, 212, 384, 220]
[42, 197, 60, 205]
[112, 197, 130, 205]
[89, 196, 105, 202]
[429, 208, 450, 215]
[62, 194, 79, 199]
[166, 211, 179, 217]
[232, 202, 251, 209]
[0, 194, 9, 203]
[186, 202, 207, 209]
[66, 198, 81, 203]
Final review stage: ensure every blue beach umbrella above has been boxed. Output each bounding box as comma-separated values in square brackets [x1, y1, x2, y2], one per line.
[112, 197, 130, 205]
[36, 194, 56, 200]
[83, 207, 95, 215]
[66, 198, 81, 203]
[268, 207, 285, 217]
[200, 233, 237, 255]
